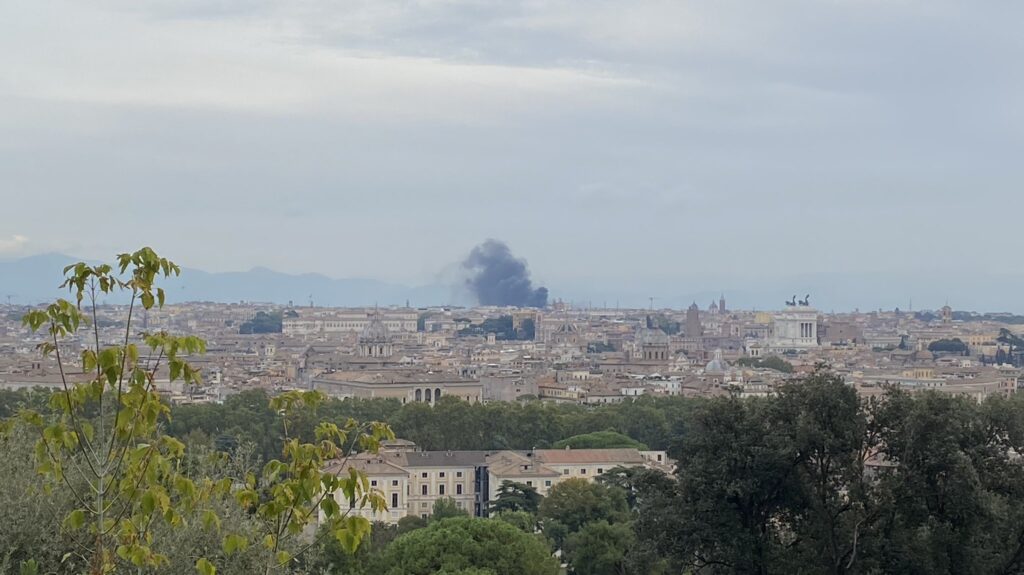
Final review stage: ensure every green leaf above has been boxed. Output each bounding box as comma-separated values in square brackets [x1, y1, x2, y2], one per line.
[19, 559, 39, 575]
[275, 551, 291, 566]
[141, 491, 156, 515]
[195, 558, 216, 575]
[202, 509, 221, 531]
[65, 508, 87, 530]
[222, 533, 248, 555]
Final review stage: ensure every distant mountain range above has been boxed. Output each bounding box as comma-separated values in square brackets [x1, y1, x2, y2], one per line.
[0, 253, 458, 307]
[2, 253, 1021, 314]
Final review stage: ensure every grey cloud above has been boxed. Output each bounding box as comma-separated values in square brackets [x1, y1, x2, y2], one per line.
[0, 0, 1021, 310]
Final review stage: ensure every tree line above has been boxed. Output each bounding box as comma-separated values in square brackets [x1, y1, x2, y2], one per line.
[159, 391, 699, 463]
[5, 369, 1024, 574]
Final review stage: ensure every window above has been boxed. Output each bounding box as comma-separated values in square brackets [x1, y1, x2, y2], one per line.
[456, 471, 463, 478]
[392, 493, 399, 508]
[562, 469, 569, 475]
[456, 484, 463, 495]
[421, 472, 428, 478]
[526, 481, 533, 487]
[597, 468, 603, 475]
[421, 514, 428, 519]
[392, 480, 399, 486]
[422, 485, 428, 496]
[371, 480, 377, 487]
[580, 469, 586, 475]
[420, 502, 428, 509]
[439, 472, 445, 478]
[545, 481, 552, 487]
[439, 485, 445, 496]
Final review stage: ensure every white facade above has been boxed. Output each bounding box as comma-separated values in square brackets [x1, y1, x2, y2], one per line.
[283, 310, 418, 336]
[769, 308, 820, 350]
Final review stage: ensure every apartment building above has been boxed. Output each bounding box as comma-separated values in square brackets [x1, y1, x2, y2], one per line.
[322, 442, 667, 525]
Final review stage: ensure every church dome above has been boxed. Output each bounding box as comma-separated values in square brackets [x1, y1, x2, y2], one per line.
[556, 322, 579, 334]
[637, 327, 670, 346]
[361, 315, 390, 342]
[705, 349, 727, 374]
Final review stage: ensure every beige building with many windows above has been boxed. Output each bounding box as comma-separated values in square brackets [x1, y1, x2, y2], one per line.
[321, 443, 668, 525]
[313, 370, 483, 403]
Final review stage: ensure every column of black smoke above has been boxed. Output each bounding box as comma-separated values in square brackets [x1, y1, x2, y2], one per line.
[462, 239, 548, 308]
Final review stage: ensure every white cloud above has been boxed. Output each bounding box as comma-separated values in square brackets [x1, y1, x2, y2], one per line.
[0, 235, 29, 254]
[0, 0, 642, 123]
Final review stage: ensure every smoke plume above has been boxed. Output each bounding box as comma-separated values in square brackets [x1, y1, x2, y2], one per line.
[462, 240, 548, 308]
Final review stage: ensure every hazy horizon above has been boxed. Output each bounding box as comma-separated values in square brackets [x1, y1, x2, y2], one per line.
[2, 250, 1021, 315]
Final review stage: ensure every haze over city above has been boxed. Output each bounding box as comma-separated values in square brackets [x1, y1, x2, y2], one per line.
[3, 1, 1023, 312]
[5, 2, 1024, 574]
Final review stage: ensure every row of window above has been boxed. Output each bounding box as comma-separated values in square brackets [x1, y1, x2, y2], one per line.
[560, 467, 603, 475]
[420, 471, 463, 479]
[420, 483, 464, 496]
[419, 500, 465, 510]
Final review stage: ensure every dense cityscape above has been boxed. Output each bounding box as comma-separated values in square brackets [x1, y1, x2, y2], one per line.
[4, 0, 1023, 572]
[3, 296, 1022, 408]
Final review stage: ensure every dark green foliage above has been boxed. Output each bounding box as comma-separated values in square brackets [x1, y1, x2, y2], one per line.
[489, 481, 543, 514]
[646, 314, 680, 335]
[492, 510, 538, 533]
[373, 517, 559, 575]
[927, 338, 968, 353]
[563, 520, 635, 575]
[432, 497, 469, 521]
[634, 370, 1024, 575]
[239, 311, 283, 334]
[397, 515, 429, 534]
[0, 389, 698, 462]
[457, 315, 534, 340]
[734, 355, 795, 373]
[552, 430, 648, 450]
[314, 521, 399, 575]
[539, 479, 629, 541]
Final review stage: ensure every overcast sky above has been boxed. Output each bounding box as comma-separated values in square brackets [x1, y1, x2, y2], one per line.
[1, 0, 1022, 310]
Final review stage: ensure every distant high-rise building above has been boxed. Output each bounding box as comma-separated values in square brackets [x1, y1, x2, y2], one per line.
[685, 302, 702, 338]
[719, 293, 726, 314]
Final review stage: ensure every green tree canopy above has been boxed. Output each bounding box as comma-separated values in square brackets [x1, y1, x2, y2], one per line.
[489, 481, 543, 514]
[538, 478, 629, 540]
[373, 517, 559, 575]
[563, 520, 636, 575]
[432, 497, 470, 521]
[552, 430, 648, 450]
[734, 355, 794, 373]
[239, 311, 283, 334]
[927, 338, 969, 353]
